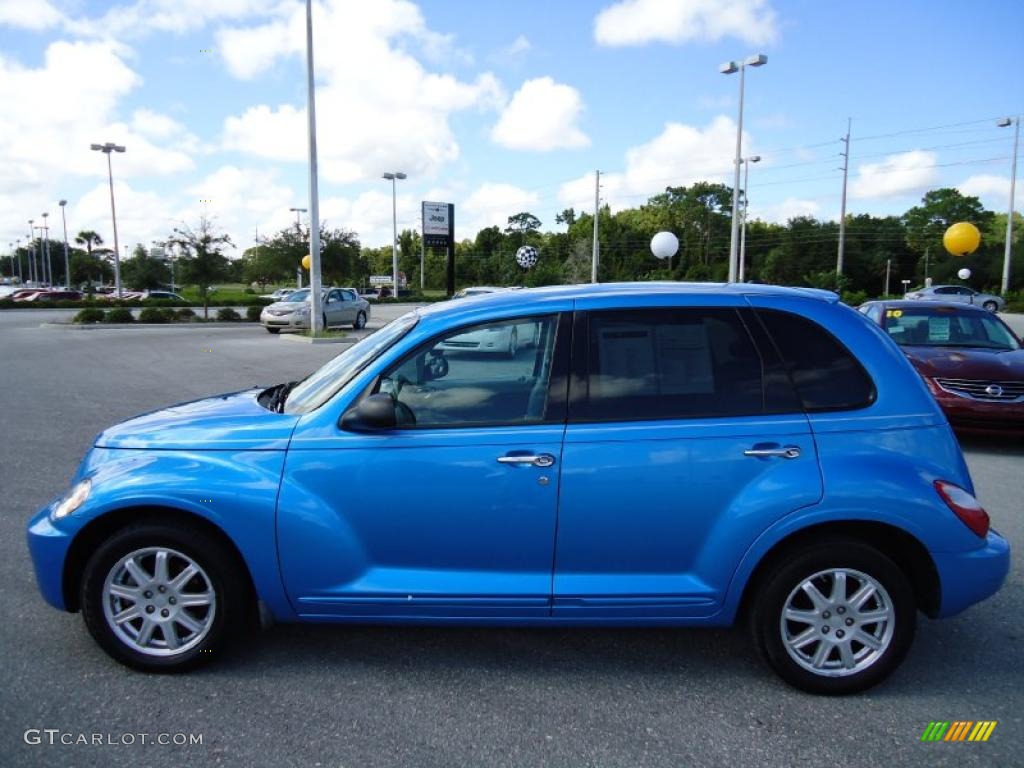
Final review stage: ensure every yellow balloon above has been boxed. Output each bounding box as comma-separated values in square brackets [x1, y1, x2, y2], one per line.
[301, 254, 311, 270]
[943, 222, 981, 257]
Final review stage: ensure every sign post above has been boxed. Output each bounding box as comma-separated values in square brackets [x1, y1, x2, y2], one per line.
[422, 201, 455, 297]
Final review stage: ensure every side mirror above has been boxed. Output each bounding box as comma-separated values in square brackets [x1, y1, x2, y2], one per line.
[340, 393, 397, 431]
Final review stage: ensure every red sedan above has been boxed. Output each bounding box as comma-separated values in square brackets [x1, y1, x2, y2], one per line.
[860, 300, 1024, 433]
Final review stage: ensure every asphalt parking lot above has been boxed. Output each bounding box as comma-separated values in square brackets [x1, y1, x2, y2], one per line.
[2, 307, 1023, 768]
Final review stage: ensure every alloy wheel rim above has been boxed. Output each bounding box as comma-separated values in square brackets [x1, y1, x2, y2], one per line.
[102, 546, 216, 657]
[780, 567, 895, 678]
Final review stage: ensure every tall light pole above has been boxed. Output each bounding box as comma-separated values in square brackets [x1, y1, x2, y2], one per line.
[998, 116, 1019, 295]
[383, 172, 406, 297]
[41, 212, 51, 285]
[303, 0, 323, 333]
[91, 142, 126, 296]
[14, 238, 22, 283]
[837, 118, 852, 276]
[289, 207, 307, 289]
[58, 200, 70, 289]
[34, 225, 45, 286]
[720, 53, 767, 283]
[27, 220, 35, 284]
[738, 155, 760, 282]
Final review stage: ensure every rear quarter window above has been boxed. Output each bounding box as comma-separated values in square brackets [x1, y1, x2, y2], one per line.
[756, 309, 876, 412]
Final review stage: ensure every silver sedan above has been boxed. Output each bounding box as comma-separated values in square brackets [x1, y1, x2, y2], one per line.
[260, 287, 370, 334]
[904, 284, 1005, 312]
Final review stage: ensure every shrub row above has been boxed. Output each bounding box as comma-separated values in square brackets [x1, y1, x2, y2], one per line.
[2, 296, 274, 310]
[72, 306, 257, 324]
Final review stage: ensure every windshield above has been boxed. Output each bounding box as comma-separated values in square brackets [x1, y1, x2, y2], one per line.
[883, 307, 1020, 351]
[284, 288, 310, 302]
[282, 312, 419, 414]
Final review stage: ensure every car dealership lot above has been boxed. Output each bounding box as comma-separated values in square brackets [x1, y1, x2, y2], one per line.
[2, 307, 1023, 767]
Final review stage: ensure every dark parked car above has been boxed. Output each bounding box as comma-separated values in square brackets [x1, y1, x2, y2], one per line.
[860, 300, 1023, 433]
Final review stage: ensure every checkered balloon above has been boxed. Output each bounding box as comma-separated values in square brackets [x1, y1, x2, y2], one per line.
[515, 245, 539, 270]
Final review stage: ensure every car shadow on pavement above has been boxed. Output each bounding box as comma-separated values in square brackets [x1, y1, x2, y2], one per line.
[955, 433, 1024, 457]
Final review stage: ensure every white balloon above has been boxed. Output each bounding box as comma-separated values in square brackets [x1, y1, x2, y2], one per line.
[650, 231, 679, 260]
[957, 268, 971, 280]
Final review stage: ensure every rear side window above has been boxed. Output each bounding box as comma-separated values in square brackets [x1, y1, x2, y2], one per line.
[756, 309, 875, 411]
[576, 308, 768, 421]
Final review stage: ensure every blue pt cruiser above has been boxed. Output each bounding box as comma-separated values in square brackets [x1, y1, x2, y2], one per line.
[27, 283, 1009, 694]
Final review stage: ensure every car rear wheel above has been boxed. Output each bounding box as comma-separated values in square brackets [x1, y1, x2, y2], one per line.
[982, 300, 998, 313]
[80, 521, 249, 672]
[750, 538, 915, 695]
[354, 311, 367, 330]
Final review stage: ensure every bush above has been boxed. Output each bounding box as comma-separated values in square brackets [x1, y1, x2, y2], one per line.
[246, 305, 263, 321]
[175, 307, 196, 321]
[103, 307, 135, 323]
[138, 307, 171, 323]
[74, 308, 105, 324]
[216, 307, 242, 322]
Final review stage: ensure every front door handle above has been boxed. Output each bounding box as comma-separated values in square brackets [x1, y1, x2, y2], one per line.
[744, 445, 801, 459]
[497, 453, 556, 468]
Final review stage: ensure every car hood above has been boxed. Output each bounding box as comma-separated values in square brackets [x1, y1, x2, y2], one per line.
[266, 300, 309, 311]
[94, 388, 300, 450]
[903, 345, 1024, 380]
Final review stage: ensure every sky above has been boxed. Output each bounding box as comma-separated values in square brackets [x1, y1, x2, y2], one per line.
[1, 0, 1021, 260]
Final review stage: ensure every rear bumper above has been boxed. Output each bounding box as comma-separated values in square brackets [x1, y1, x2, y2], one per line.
[933, 530, 1010, 618]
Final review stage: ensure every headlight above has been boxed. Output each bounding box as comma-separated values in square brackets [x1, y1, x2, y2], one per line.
[53, 479, 91, 519]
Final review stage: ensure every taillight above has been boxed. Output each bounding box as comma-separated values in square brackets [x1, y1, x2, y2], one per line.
[934, 480, 990, 538]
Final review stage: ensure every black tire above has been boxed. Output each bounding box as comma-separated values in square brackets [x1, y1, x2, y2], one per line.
[265, 326, 280, 334]
[353, 311, 367, 330]
[322, 313, 328, 331]
[80, 520, 251, 672]
[982, 300, 998, 313]
[749, 538, 916, 695]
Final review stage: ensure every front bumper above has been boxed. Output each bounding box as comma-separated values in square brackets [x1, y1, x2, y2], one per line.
[26, 501, 76, 611]
[932, 530, 1011, 618]
[260, 311, 310, 330]
[935, 392, 1024, 433]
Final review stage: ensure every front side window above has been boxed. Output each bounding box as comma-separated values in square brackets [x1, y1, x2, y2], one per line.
[377, 315, 559, 428]
[576, 308, 766, 421]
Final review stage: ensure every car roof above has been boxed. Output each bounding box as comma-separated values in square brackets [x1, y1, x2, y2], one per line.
[418, 281, 839, 320]
[861, 299, 990, 313]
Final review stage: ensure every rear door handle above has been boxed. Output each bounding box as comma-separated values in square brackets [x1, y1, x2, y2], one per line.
[744, 445, 801, 459]
[497, 454, 556, 468]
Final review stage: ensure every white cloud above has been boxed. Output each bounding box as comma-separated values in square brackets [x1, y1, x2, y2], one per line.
[72, 181, 185, 256]
[0, 0, 64, 29]
[594, 0, 778, 47]
[559, 116, 743, 211]
[751, 197, 821, 224]
[506, 35, 531, 56]
[217, 0, 505, 183]
[65, 0, 281, 39]
[461, 183, 539, 238]
[491, 77, 589, 151]
[850, 150, 939, 199]
[958, 174, 1011, 207]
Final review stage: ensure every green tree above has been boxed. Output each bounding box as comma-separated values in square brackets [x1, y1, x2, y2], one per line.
[121, 244, 170, 290]
[75, 230, 103, 254]
[167, 216, 233, 318]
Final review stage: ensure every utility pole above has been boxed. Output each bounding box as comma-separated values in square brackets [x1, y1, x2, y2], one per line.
[885, 258, 891, 296]
[998, 116, 1019, 295]
[592, 170, 600, 283]
[836, 117, 851, 277]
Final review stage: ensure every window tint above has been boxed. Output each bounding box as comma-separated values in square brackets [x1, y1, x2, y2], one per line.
[757, 310, 875, 411]
[577, 308, 767, 421]
[378, 315, 559, 428]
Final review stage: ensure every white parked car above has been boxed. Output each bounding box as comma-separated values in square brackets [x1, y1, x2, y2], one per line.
[904, 285, 1005, 313]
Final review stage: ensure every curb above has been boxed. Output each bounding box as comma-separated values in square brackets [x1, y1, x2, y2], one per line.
[279, 333, 355, 345]
[40, 322, 259, 330]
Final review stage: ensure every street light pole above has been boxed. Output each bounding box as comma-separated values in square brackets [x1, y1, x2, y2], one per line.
[91, 142, 126, 296]
[739, 155, 760, 282]
[303, 0, 323, 333]
[59, 200, 70, 289]
[383, 172, 406, 298]
[998, 116, 1019, 295]
[41, 212, 52, 286]
[720, 54, 766, 283]
[289, 207, 307, 289]
[27, 220, 35, 285]
[34, 225, 45, 286]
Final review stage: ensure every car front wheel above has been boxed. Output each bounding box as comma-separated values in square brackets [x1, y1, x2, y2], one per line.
[80, 520, 249, 672]
[265, 326, 280, 334]
[354, 310, 367, 330]
[750, 538, 915, 695]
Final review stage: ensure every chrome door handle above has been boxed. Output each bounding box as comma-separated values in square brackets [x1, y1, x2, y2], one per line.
[744, 445, 801, 459]
[497, 454, 556, 468]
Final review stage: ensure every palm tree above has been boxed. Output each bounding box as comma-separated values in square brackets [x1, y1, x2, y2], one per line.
[75, 230, 103, 254]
